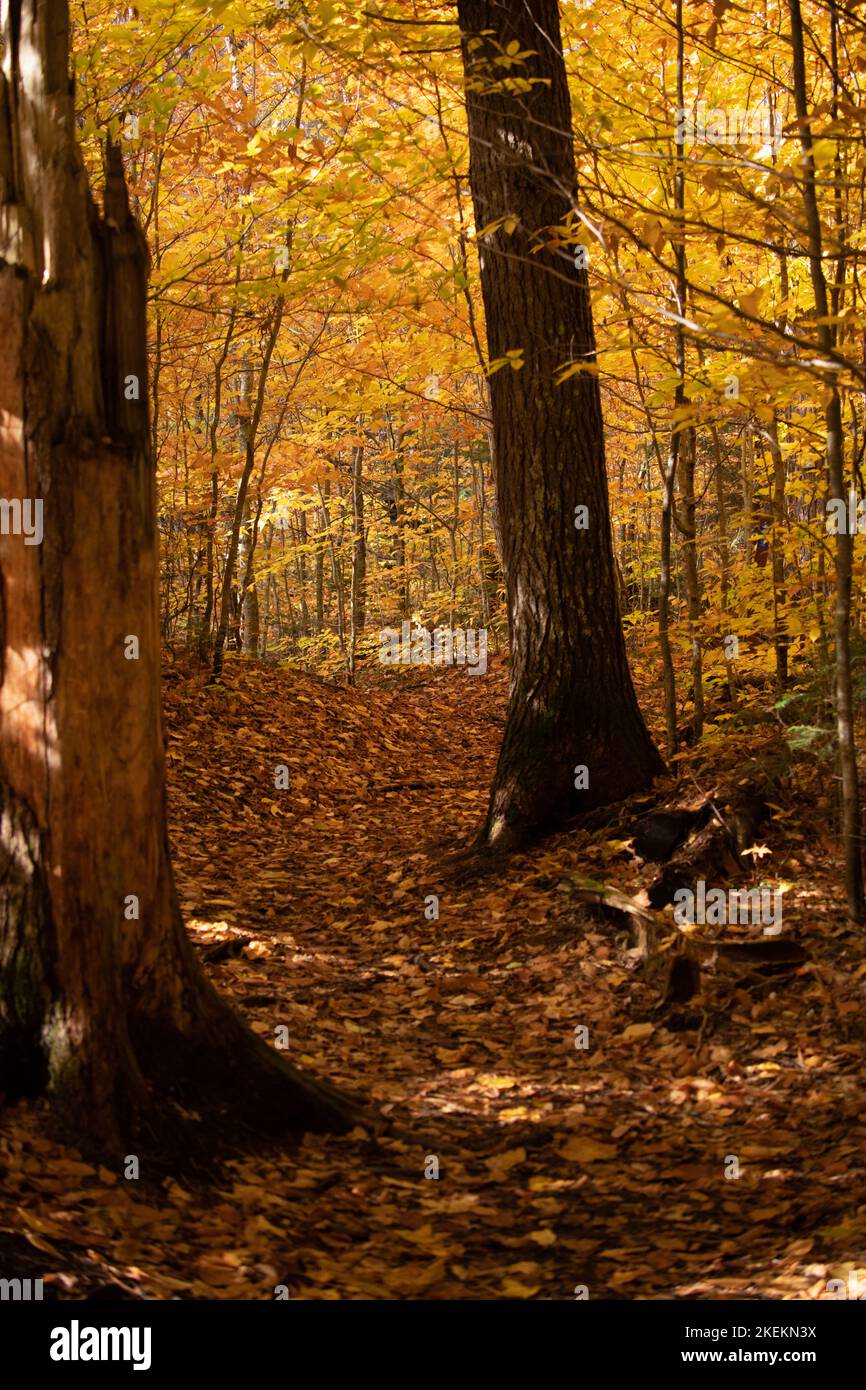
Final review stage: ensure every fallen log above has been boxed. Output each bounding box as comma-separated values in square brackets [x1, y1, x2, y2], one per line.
[647, 775, 782, 910]
[565, 880, 658, 958]
[631, 805, 712, 862]
[655, 933, 808, 1017]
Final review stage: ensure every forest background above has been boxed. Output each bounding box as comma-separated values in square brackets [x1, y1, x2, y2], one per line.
[73, 0, 866, 756]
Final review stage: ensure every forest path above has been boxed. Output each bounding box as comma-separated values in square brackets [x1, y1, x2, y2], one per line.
[0, 655, 862, 1299]
[160, 657, 863, 1299]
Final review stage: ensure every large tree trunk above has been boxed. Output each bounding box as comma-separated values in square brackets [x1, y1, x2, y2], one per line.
[659, 0, 689, 756]
[0, 1, 354, 1150]
[457, 0, 663, 849]
[789, 0, 863, 922]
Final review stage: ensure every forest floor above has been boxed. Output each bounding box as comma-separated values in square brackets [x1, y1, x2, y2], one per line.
[1, 651, 866, 1299]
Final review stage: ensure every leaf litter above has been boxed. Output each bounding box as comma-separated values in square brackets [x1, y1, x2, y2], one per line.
[0, 655, 864, 1300]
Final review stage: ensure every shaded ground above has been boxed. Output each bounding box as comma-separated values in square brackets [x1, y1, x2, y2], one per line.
[1, 653, 865, 1298]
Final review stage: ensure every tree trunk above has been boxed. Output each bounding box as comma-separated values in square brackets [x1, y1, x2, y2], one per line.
[790, 0, 864, 921]
[313, 507, 324, 633]
[741, 426, 754, 555]
[457, 0, 663, 848]
[710, 425, 737, 701]
[239, 490, 262, 656]
[294, 508, 310, 638]
[259, 520, 274, 658]
[199, 287, 239, 665]
[392, 436, 410, 618]
[679, 425, 704, 740]
[659, 0, 689, 757]
[350, 442, 367, 635]
[659, 433, 680, 757]
[0, 1, 354, 1149]
[211, 305, 282, 679]
[318, 480, 346, 655]
[767, 412, 789, 689]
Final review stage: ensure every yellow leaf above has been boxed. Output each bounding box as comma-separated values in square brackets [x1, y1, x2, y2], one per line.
[619, 1023, 655, 1043]
[501, 1278, 540, 1297]
[485, 1147, 526, 1173]
[559, 1136, 616, 1162]
[478, 1073, 519, 1090]
[402, 1224, 436, 1244]
[528, 1229, 557, 1246]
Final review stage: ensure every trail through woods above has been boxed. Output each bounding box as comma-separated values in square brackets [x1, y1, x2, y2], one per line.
[1, 659, 864, 1299]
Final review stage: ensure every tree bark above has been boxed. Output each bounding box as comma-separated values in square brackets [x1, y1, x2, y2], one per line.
[313, 506, 324, 633]
[790, 0, 864, 922]
[0, 1, 354, 1149]
[457, 0, 663, 848]
[391, 428, 410, 617]
[767, 411, 789, 690]
[297, 507, 311, 638]
[211, 304, 281, 679]
[239, 489, 262, 656]
[678, 425, 704, 740]
[350, 441, 366, 635]
[659, 0, 689, 756]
